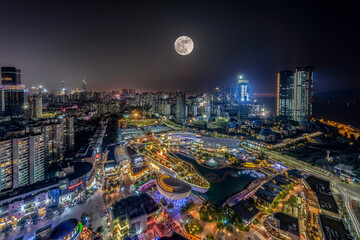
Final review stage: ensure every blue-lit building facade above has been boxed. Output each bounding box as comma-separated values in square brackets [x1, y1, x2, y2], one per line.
[237, 77, 250, 122]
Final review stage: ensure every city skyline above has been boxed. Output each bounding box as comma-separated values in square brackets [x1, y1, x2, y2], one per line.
[1, 1, 360, 240]
[1, 1, 359, 92]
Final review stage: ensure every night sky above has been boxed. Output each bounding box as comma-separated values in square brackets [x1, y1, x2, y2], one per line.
[0, 0, 359, 93]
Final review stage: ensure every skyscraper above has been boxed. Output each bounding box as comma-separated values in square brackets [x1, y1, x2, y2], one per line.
[0, 133, 45, 191]
[294, 66, 313, 122]
[0, 138, 13, 191]
[175, 92, 186, 123]
[64, 117, 75, 152]
[214, 87, 221, 102]
[236, 77, 249, 103]
[61, 80, 65, 90]
[277, 71, 294, 119]
[1, 67, 21, 85]
[29, 133, 45, 184]
[28, 96, 43, 118]
[81, 79, 87, 92]
[0, 88, 4, 114]
[12, 136, 30, 188]
[236, 76, 250, 122]
[0, 85, 26, 116]
[276, 67, 313, 122]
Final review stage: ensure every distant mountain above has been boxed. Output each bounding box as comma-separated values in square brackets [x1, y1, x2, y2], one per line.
[313, 89, 360, 128]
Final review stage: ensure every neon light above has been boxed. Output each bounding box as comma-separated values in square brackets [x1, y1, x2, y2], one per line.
[68, 181, 83, 190]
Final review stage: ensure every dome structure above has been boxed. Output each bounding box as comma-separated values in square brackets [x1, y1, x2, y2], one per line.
[49, 218, 82, 240]
[156, 175, 192, 200]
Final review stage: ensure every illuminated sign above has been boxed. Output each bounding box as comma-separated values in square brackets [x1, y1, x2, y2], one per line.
[68, 181, 83, 190]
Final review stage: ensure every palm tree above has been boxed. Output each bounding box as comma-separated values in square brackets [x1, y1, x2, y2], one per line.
[206, 233, 215, 240]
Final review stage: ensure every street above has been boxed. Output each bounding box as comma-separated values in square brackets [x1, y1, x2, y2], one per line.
[1, 188, 107, 240]
[245, 144, 360, 236]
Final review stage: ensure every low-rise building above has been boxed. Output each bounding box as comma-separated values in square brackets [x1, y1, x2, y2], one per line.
[303, 175, 339, 218]
[0, 179, 59, 226]
[333, 164, 359, 184]
[110, 193, 160, 239]
[281, 124, 297, 137]
[266, 212, 300, 240]
[318, 214, 354, 240]
[0, 161, 94, 226]
[254, 179, 283, 206]
[230, 199, 259, 225]
[259, 128, 276, 143]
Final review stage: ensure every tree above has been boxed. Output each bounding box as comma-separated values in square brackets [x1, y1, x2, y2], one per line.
[168, 202, 174, 210]
[288, 195, 298, 207]
[216, 222, 225, 230]
[160, 198, 168, 206]
[180, 205, 187, 214]
[80, 212, 87, 224]
[206, 233, 215, 240]
[96, 226, 104, 234]
[233, 212, 243, 223]
[226, 224, 234, 232]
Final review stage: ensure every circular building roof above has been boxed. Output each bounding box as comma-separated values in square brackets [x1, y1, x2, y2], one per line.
[50, 218, 82, 240]
[67, 161, 93, 181]
[156, 175, 191, 200]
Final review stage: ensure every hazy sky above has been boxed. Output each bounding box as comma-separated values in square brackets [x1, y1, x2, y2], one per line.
[0, 0, 359, 93]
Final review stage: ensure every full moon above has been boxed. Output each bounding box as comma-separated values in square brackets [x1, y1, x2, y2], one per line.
[174, 36, 194, 55]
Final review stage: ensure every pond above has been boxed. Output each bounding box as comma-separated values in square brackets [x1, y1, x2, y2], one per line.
[175, 153, 257, 205]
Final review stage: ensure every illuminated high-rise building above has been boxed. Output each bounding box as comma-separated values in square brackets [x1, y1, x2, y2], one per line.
[0, 139, 13, 191]
[276, 67, 313, 122]
[0, 133, 45, 190]
[236, 76, 250, 122]
[29, 133, 45, 184]
[175, 91, 186, 123]
[214, 87, 221, 102]
[293, 66, 313, 122]
[236, 76, 249, 103]
[41, 122, 64, 167]
[81, 78, 87, 92]
[28, 95, 42, 118]
[1, 67, 21, 85]
[0, 88, 4, 114]
[59, 116, 75, 152]
[0, 84, 26, 116]
[12, 136, 30, 188]
[277, 71, 294, 119]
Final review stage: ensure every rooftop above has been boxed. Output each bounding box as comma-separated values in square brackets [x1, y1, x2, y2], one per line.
[0, 178, 59, 202]
[107, 145, 116, 161]
[287, 169, 304, 179]
[111, 193, 159, 220]
[273, 212, 300, 237]
[231, 200, 260, 223]
[63, 161, 93, 181]
[156, 175, 192, 194]
[318, 214, 354, 240]
[273, 175, 292, 186]
[254, 187, 278, 204]
[127, 146, 140, 157]
[50, 218, 80, 240]
[159, 232, 189, 240]
[305, 176, 338, 214]
[334, 164, 354, 173]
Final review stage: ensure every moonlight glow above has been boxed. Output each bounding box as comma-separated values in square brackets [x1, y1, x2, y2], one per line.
[174, 36, 194, 55]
